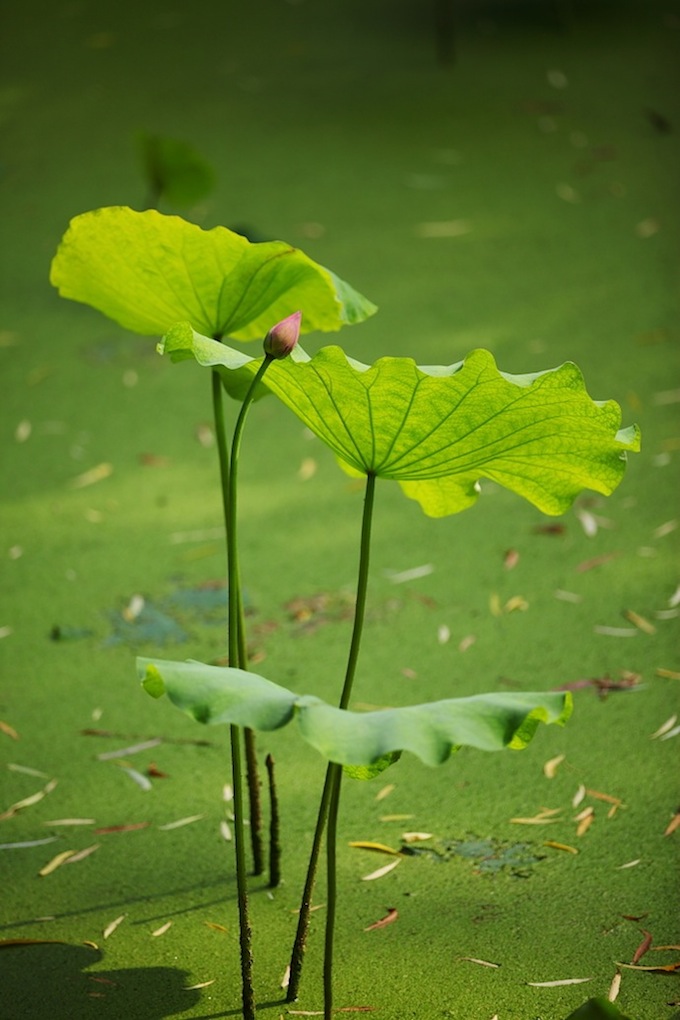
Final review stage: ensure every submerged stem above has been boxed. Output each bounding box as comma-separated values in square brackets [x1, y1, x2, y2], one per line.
[287, 472, 377, 1004]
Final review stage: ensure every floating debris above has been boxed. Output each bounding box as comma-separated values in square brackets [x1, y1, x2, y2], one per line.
[103, 914, 126, 939]
[361, 859, 401, 881]
[39, 850, 77, 876]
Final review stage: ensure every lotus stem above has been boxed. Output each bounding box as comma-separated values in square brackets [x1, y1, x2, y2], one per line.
[266, 753, 281, 888]
[287, 472, 377, 1004]
[212, 367, 264, 875]
[225, 355, 274, 1018]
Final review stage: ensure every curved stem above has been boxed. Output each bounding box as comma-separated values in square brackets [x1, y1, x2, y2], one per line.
[286, 472, 377, 1003]
[323, 763, 342, 1019]
[225, 355, 273, 1020]
[212, 369, 264, 875]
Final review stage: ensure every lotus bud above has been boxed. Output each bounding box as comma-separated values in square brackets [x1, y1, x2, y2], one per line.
[263, 310, 302, 359]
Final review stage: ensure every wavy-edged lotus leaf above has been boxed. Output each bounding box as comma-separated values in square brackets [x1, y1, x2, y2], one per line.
[160, 325, 640, 517]
[343, 751, 402, 781]
[49, 206, 377, 341]
[138, 657, 572, 767]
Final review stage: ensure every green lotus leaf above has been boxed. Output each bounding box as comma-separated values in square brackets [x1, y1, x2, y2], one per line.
[160, 327, 640, 517]
[343, 751, 402, 781]
[49, 206, 377, 341]
[138, 657, 572, 767]
[138, 133, 215, 207]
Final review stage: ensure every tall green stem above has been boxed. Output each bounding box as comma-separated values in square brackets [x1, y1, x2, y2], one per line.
[225, 356, 273, 1020]
[287, 472, 377, 1004]
[212, 369, 264, 875]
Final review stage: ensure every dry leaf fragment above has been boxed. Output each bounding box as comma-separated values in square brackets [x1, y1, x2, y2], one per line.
[543, 841, 578, 854]
[617, 859, 641, 869]
[653, 519, 678, 539]
[151, 921, 173, 937]
[158, 814, 204, 831]
[504, 595, 528, 613]
[527, 977, 592, 987]
[298, 457, 317, 481]
[554, 589, 582, 603]
[44, 818, 95, 826]
[39, 850, 77, 876]
[379, 814, 414, 822]
[650, 715, 678, 739]
[511, 807, 561, 825]
[617, 961, 680, 972]
[361, 859, 401, 881]
[7, 763, 48, 777]
[117, 764, 152, 791]
[1, 779, 57, 821]
[608, 970, 622, 1003]
[375, 784, 395, 802]
[0, 720, 19, 740]
[576, 813, 595, 837]
[593, 625, 638, 637]
[415, 219, 471, 238]
[349, 841, 400, 856]
[0, 836, 59, 850]
[280, 964, 291, 989]
[576, 552, 620, 572]
[660, 725, 680, 741]
[204, 921, 228, 933]
[184, 980, 215, 990]
[586, 789, 623, 807]
[663, 812, 680, 836]
[65, 844, 100, 864]
[503, 548, 520, 570]
[94, 822, 149, 834]
[458, 956, 500, 968]
[385, 563, 434, 584]
[70, 462, 113, 488]
[437, 624, 451, 644]
[511, 816, 560, 825]
[458, 634, 476, 652]
[543, 754, 565, 778]
[624, 609, 656, 634]
[572, 784, 586, 808]
[401, 832, 433, 843]
[632, 929, 653, 965]
[656, 668, 680, 680]
[364, 907, 398, 931]
[103, 915, 126, 939]
[97, 738, 162, 760]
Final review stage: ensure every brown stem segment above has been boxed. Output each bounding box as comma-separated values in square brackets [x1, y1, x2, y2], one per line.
[266, 753, 281, 888]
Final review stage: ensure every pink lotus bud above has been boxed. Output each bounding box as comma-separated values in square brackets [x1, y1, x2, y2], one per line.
[263, 310, 302, 359]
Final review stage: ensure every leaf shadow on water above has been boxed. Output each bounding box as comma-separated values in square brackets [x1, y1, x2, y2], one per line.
[0, 943, 201, 1019]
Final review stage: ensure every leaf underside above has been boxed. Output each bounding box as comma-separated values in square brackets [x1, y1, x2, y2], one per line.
[49, 206, 377, 341]
[138, 657, 572, 768]
[161, 325, 640, 517]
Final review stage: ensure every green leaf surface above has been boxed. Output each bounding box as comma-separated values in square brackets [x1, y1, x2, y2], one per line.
[343, 750, 402, 780]
[49, 206, 377, 340]
[138, 657, 572, 767]
[564, 999, 632, 1020]
[161, 329, 640, 517]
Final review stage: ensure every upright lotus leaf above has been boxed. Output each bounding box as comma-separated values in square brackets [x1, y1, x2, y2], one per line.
[49, 206, 377, 341]
[160, 326, 640, 517]
[138, 657, 572, 767]
[138, 133, 215, 207]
